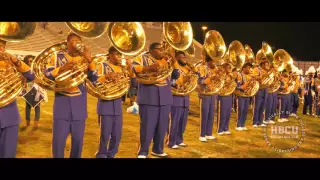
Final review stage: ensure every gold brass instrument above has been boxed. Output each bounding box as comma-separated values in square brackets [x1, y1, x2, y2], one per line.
[106, 22, 146, 56]
[0, 22, 36, 42]
[218, 71, 237, 96]
[171, 62, 199, 96]
[32, 42, 89, 91]
[203, 30, 227, 64]
[85, 55, 130, 100]
[163, 22, 193, 51]
[278, 76, 293, 95]
[230, 42, 259, 97]
[85, 22, 145, 100]
[244, 45, 255, 65]
[32, 22, 110, 91]
[270, 49, 293, 94]
[184, 41, 195, 57]
[285, 64, 296, 93]
[0, 22, 36, 107]
[65, 22, 108, 39]
[171, 40, 199, 96]
[268, 75, 281, 93]
[197, 30, 227, 96]
[165, 25, 196, 96]
[135, 22, 193, 85]
[218, 40, 245, 96]
[255, 42, 275, 89]
[226, 40, 246, 70]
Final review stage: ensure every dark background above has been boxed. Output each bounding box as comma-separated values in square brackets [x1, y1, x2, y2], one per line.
[191, 22, 320, 61]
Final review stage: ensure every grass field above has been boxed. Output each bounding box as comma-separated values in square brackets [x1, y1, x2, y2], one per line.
[15, 91, 320, 158]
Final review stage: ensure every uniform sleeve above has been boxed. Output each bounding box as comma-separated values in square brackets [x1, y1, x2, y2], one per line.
[95, 63, 106, 84]
[197, 66, 211, 85]
[87, 60, 99, 82]
[132, 56, 144, 74]
[44, 54, 61, 81]
[16, 61, 35, 82]
[170, 69, 180, 87]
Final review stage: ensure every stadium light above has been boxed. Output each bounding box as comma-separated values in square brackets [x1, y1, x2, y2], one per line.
[202, 25, 208, 41]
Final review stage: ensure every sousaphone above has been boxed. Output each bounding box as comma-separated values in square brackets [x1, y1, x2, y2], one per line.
[86, 22, 146, 100]
[0, 22, 36, 107]
[32, 22, 109, 91]
[197, 30, 227, 96]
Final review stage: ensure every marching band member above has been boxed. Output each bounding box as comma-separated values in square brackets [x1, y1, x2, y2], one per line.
[90, 46, 131, 158]
[45, 33, 93, 158]
[128, 68, 138, 106]
[198, 54, 219, 142]
[289, 71, 302, 118]
[235, 62, 254, 131]
[168, 51, 192, 149]
[278, 69, 291, 122]
[217, 63, 236, 135]
[132, 42, 173, 158]
[0, 39, 35, 158]
[232, 68, 237, 112]
[22, 55, 48, 129]
[264, 64, 277, 125]
[303, 66, 315, 115]
[314, 70, 320, 118]
[252, 60, 270, 127]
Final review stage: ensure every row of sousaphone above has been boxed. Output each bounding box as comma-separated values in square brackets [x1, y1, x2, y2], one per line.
[0, 22, 295, 109]
[169, 31, 296, 98]
[0, 22, 194, 107]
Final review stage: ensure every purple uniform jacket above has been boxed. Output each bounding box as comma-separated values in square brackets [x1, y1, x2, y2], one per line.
[133, 53, 173, 106]
[89, 61, 122, 116]
[0, 70, 35, 128]
[45, 52, 87, 121]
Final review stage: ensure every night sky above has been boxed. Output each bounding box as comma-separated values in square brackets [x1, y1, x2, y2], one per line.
[191, 22, 320, 61]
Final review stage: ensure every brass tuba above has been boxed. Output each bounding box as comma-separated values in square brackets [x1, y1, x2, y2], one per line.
[255, 42, 275, 89]
[276, 51, 295, 95]
[32, 22, 107, 91]
[244, 44, 256, 65]
[85, 55, 131, 100]
[218, 40, 245, 96]
[85, 22, 145, 100]
[171, 40, 199, 96]
[269, 49, 291, 93]
[65, 22, 108, 39]
[134, 22, 193, 85]
[0, 22, 36, 107]
[197, 30, 227, 96]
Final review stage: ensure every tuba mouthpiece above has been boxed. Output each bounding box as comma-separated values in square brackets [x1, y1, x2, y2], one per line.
[75, 43, 84, 53]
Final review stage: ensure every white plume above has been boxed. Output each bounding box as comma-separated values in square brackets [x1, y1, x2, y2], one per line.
[307, 66, 316, 74]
